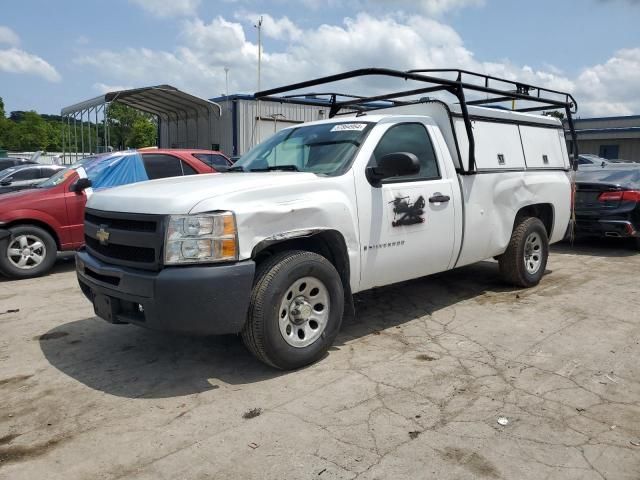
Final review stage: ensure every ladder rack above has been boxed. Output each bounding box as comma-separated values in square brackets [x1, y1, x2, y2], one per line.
[255, 68, 579, 173]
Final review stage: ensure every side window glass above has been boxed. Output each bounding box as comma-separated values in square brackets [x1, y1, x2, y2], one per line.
[181, 161, 197, 175]
[12, 169, 39, 181]
[371, 123, 440, 182]
[194, 153, 229, 167]
[40, 168, 57, 178]
[142, 154, 183, 179]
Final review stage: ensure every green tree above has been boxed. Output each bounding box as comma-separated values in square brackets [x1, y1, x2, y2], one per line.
[543, 111, 566, 120]
[0, 97, 14, 150]
[14, 111, 50, 150]
[107, 103, 157, 149]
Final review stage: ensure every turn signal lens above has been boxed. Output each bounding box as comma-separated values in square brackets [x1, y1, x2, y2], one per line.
[220, 238, 237, 258]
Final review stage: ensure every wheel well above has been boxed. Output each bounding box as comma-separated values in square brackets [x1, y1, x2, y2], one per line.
[515, 203, 554, 237]
[252, 231, 353, 313]
[4, 220, 61, 250]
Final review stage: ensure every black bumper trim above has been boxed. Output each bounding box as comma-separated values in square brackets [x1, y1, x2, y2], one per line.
[574, 219, 639, 238]
[76, 249, 255, 336]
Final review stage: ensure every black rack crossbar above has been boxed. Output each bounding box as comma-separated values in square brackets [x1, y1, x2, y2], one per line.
[255, 68, 579, 173]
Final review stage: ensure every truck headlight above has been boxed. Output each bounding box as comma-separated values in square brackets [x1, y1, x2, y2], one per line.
[164, 212, 238, 264]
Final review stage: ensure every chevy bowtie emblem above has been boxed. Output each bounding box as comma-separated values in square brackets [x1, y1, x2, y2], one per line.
[96, 225, 110, 245]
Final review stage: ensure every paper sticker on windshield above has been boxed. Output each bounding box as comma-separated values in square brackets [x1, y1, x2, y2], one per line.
[330, 123, 368, 132]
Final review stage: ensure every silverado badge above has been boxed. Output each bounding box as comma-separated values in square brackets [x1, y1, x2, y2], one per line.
[96, 225, 110, 245]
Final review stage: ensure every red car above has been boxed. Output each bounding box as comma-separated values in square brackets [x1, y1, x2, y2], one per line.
[0, 149, 230, 279]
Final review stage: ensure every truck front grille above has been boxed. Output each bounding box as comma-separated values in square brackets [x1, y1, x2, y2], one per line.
[84, 208, 164, 270]
[84, 237, 156, 263]
[85, 212, 157, 232]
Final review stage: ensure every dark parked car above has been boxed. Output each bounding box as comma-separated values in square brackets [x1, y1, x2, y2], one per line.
[0, 164, 65, 194]
[0, 157, 37, 173]
[574, 166, 640, 249]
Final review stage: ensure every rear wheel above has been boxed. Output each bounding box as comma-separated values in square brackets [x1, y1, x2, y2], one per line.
[499, 217, 549, 287]
[241, 250, 344, 370]
[0, 225, 57, 279]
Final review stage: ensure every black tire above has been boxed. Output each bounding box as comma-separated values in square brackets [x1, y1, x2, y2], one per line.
[0, 225, 58, 279]
[499, 217, 549, 288]
[241, 250, 344, 370]
[634, 237, 640, 252]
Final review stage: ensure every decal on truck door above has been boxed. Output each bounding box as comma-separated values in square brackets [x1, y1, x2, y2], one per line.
[389, 195, 426, 227]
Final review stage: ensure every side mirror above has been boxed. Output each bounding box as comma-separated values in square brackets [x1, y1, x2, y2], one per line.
[0, 180, 11, 186]
[71, 177, 92, 193]
[366, 152, 420, 187]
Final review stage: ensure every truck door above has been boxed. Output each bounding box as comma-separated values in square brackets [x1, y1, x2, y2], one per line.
[65, 172, 89, 246]
[355, 122, 456, 290]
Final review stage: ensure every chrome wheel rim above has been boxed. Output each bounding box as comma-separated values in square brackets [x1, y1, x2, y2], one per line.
[7, 234, 47, 270]
[524, 232, 543, 275]
[278, 276, 330, 348]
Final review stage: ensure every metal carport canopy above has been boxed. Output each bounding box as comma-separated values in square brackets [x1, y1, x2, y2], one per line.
[60, 85, 223, 162]
[61, 85, 221, 117]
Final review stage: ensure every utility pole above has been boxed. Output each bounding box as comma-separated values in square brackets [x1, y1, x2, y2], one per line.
[255, 16, 263, 93]
[224, 66, 229, 97]
[253, 16, 263, 146]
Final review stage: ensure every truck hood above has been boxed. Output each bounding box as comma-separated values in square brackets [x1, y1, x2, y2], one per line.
[0, 187, 48, 214]
[87, 171, 322, 214]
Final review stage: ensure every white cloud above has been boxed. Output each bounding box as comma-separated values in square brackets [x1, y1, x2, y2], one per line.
[0, 26, 20, 46]
[0, 47, 61, 82]
[575, 48, 640, 116]
[370, 0, 485, 15]
[75, 12, 638, 116]
[235, 13, 303, 41]
[129, 0, 200, 17]
[93, 82, 135, 93]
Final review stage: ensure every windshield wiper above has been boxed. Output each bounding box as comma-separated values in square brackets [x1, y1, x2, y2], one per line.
[226, 165, 245, 172]
[250, 165, 299, 172]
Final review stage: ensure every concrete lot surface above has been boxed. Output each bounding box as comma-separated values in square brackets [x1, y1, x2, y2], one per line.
[1, 241, 639, 479]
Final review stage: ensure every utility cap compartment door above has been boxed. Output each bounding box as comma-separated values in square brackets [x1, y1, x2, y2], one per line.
[454, 120, 526, 170]
[520, 125, 567, 169]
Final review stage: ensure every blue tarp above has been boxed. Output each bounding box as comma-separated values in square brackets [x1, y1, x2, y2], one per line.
[78, 151, 149, 189]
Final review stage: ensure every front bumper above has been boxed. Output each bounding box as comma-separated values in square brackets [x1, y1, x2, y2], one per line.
[76, 248, 255, 335]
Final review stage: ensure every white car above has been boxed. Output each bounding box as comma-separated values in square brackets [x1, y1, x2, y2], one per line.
[76, 69, 575, 369]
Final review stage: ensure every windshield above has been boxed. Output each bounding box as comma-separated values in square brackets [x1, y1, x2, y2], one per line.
[38, 154, 113, 188]
[233, 121, 374, 175]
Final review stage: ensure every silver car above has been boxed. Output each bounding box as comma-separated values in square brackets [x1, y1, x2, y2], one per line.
[0, 164, 65, 194]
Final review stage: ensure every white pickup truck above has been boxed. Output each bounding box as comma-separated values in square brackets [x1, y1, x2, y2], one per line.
[76, 69, 579, 369]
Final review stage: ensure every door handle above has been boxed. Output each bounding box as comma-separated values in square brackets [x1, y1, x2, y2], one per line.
[429, 194, 450, 203]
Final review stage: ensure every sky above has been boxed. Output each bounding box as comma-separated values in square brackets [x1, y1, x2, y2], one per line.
[1, 0, 639, 118]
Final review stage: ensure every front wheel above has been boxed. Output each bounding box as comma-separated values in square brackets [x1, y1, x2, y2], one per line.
[0, 225, 58, 279]
[241, 251, 344, 370]
[499, 217, 549, 288]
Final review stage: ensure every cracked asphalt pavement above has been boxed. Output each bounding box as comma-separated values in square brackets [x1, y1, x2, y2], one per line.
[1, 240, 639, 479]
